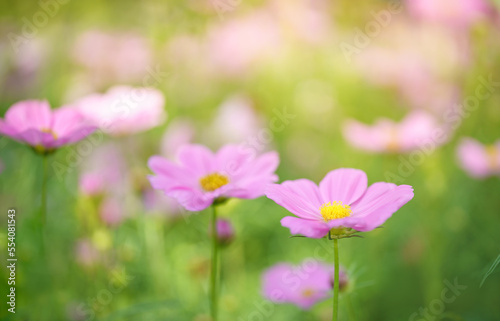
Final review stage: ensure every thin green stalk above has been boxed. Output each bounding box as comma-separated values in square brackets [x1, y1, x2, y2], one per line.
[40, 155, 48, 225]
[210, 205, 219, 321]
[333, 238, 339, 321]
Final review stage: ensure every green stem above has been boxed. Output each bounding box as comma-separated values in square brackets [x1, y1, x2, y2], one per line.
[333, 238, 339, 321]
[210, 205, 219, 321]
[40, 155, 48, 225]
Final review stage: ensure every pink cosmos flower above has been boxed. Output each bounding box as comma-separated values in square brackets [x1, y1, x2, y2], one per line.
[74, 86, 166, 136]
[407, 0, 492, 29]
[0, 100, 95, 153]
[262, 260, 344, 309]
[457, 137, 500, 178]
[266, 168, 414, 238]
[342, 111, 445, 153]
[148, 144, 279, 211]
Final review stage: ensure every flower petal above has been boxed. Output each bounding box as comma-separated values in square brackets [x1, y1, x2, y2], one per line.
[226, 151, 279, 199]
[319, 168, 367, 204]
[281, 216, 330, 238]
[349, 183, 414, 231]
[266, 182, 322, 220]
[148, 155, 195, 189]
[177, 144, 216, 176]
[5, 100, 52, 131]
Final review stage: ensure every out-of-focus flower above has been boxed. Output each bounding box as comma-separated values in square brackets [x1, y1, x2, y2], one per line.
[0, 37, 47, 97]
[160, 118, 196, 158]
[207, 11, 282, 76]
[75, 238, 100, 266]
[342, 111, 445, 153]
[72, 30, 152, 84]
[457, 137, 500, 178]
[148, 144, 279, 211]
[142, 186, 184, 218]
[266, 168, 414, 238]
[74, 86, 166, 136]
[99, 197, 126, 226]
[407, 0, 492, 29]
[0, 100, 95, 154]
[354, 20, 463, 111]
[209, 218, 235, 246]
[207, 95, 262, 145]
[262, 260, 342, 309]
[270, 0, 332, 44]
[79, 143, 126, 196]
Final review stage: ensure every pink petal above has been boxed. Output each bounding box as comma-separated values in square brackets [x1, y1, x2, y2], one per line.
[456, 138, 490, 178]
[148, 155, 195, 189]
[5, 100, 52, 131]
[51, 107, 87, 136]
[281, 216, 330, 238]
[266, 182, 322, 220]
[177, 144, 216, 176]
[319, 168, 367, 204]
[349, 183, 414, 231]
[226, 151, 279, 199]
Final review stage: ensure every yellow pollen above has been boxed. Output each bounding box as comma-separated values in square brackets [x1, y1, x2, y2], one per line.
[200, 173, 229, 192]
[320, 201, 352, 222]
[486, 145, 499, 170]
[302, 288, 315, 298]
[41, 127, 58, 140]
[386, 127, 399, 152]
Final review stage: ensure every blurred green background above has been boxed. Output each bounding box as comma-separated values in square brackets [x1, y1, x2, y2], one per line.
[1, 0, 500, 320]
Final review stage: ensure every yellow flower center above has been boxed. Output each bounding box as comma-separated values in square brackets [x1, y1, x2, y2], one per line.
[320, 201, 352, 222]
[486, 145, 499, 170]
[302, 288, 315, 298]
[41, 127, 58, 140]
[386, 127, 399, 152]
[200, 173, 229, 192]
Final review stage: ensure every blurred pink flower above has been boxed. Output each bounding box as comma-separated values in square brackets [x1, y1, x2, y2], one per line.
[457, 138, 500, 178]
[270, 0, 332, 44]
[160, 118, 196, 158]
[0, 100, 95, 153]
[207, 11, 282, 75]
[74, 86, 166, 136]
[266, 168, 414, 238]
[79, 143, 126, 196]
[407, 0, 492, 29]
[207, 95, 262, 144]
[142, 187, 184, 217]
[354, 21, 465, 110]
[148, 144, 279, 211]
[209, 218, 235, 246]
[72, 30, 152, 84]
[75, 238, 100, 266]
[342, 111, 445, 153]
[99, 197, 126, 226]
[262, 260, 342, 309]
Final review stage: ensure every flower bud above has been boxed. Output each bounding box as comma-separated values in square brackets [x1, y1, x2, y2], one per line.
[330, 267, 349, 292]
[209, 218, 235, 246]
